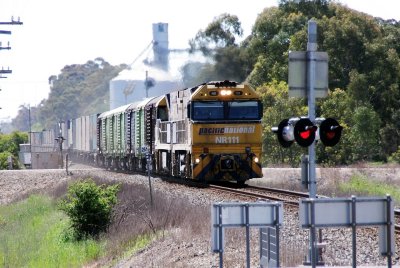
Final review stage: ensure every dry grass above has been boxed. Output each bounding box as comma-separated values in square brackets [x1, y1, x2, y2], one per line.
[49, 176, 211, 264]
[106, 182, 210, 256]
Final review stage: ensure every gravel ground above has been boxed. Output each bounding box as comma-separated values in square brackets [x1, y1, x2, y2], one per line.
[0, 165, 399, 267]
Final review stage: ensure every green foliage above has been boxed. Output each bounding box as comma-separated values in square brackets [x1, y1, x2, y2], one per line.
[183, 13, 253, 86]
[388, 146, 400, 163]
[0, 195, 103, 267]
[189, 13, 243, 55]
[247, 1, 400, 162]
[59, 179, 120, 240]
[0, 152, 19, 170]
[348, 106, 381, 161]
[0, 131, 28, 155]
[0, 131, 28, 169]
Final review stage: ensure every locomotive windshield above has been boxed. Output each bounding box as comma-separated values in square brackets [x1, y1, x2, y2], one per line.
[192, 101, 224, 120]
[227, 101, 260, 120]
[192, 100, 262, 121]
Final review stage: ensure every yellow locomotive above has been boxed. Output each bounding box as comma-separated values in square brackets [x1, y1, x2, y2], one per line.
[153, 80, 263, 184]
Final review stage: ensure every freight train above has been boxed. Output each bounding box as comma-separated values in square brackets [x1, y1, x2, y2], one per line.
[39, 80, 263, 184]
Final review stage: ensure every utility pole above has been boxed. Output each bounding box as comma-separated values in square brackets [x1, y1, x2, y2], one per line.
[55, 120, 65, 169]
[0, 17, 23, 78]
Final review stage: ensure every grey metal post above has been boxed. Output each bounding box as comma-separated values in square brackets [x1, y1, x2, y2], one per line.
[307, 20, 318, 268]
[351, 196, 357, 268]
[267, 228, 271, 262]
[7, 155, 12, 170]
[307, 19, 317, 198]
[218, 205, 223, 268]
[386, 195, 392, 268]
[66, 153, 69, 175]
[310, 199, 317, 268]
[245, 204, 250, 268]
[147, 153, 153, 208]
[275, 205, 280, 268]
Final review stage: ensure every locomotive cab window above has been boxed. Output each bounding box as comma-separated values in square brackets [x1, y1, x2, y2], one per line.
[227, 101, 261, 120]
[192, 101, 224, 120]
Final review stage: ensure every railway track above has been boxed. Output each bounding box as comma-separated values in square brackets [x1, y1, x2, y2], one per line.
[208, 183, 307, 205]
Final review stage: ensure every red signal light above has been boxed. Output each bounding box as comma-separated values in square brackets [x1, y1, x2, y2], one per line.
[294, 119, 317, 147]
[326, 131, 335, 140]
[300, 130, 311, 139]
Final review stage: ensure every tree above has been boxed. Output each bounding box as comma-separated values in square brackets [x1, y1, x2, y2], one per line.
[184, 13, 252, 84]
[0, 131, 28, 169]
[348, 106, 381, 161]
[189, 13, 243, 55]
[244, 1, 400, 163]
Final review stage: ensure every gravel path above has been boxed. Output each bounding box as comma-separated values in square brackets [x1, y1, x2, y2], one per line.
[1, 165, 399, 267]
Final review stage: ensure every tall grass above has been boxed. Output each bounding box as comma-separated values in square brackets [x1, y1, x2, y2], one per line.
[0, 195, 104, 268]
[339, 173, 400, 202]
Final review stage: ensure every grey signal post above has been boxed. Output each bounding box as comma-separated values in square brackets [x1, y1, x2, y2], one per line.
[307, 20, 317, 200]
[289, 19, 328, 267]
[307, 20, 318, 268]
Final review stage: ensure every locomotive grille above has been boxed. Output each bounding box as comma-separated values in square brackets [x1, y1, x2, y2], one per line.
[221, 157, 234, 170]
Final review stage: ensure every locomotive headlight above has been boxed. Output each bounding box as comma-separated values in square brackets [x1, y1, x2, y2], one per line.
[254, 157, 259, 163]
[195, 158, 200, 164]
[221, 90, 232, 96]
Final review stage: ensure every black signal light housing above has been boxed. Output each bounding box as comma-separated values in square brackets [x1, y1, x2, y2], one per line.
[293, 118, 318, 147]
[318, 117, 343, 147]
[272, 119, 294, 148]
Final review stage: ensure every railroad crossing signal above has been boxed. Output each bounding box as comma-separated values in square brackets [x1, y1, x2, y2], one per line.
[272, 117, 342, 147]
[316, 117, 343, 147]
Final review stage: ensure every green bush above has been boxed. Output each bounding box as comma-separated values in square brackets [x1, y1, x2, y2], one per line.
[0, 152, 19, 169]
[59, 179, 120, 240]
[389, 146, 400, 163]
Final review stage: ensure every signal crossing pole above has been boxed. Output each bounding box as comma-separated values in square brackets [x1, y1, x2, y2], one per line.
[307, 21, 317, 199]
[306, 19, 319, 268]
[273, 19, 343, 268]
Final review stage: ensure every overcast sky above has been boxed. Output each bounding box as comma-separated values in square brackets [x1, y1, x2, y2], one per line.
[0, 0, 399, 120]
